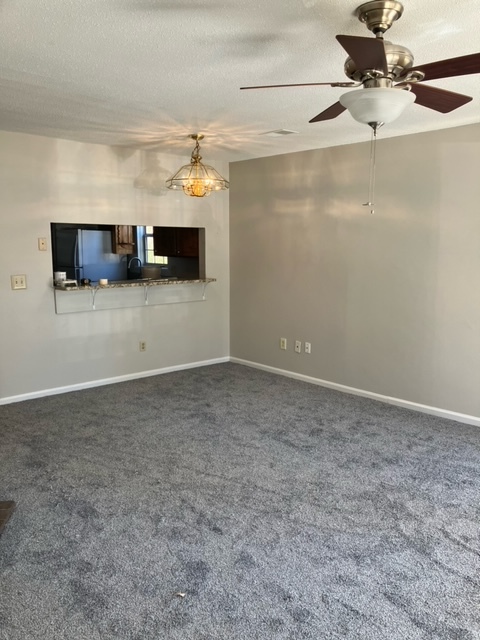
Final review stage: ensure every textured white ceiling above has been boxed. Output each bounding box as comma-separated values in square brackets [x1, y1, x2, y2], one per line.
[0, 0, 479, 161]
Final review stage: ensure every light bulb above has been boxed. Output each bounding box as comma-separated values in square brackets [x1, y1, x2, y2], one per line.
[184, 180, 211, 197]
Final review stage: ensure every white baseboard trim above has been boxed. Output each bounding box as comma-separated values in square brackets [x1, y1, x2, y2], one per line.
[0, 357, 230, 406]
[230, 357, 480, 428]
[4, 356, 479, 427]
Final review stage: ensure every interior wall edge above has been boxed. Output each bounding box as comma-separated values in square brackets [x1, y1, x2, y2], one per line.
[230, 357, 480, 428]
[0, 357, 230, 406]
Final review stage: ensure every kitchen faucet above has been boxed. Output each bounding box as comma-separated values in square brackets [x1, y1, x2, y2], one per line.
[127, 257, 142, 269]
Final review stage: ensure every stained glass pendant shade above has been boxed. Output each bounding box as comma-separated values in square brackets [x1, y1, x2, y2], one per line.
[166, 134, 229, 198]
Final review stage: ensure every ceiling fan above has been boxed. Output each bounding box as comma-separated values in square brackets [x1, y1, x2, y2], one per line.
[241, 0, 480, 127]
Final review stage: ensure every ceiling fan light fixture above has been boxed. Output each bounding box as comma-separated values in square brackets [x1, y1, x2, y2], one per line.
[339, 86, 415, 125]
[166, 134, 229, 198]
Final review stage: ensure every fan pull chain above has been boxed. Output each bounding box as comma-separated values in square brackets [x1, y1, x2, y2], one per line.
[363, 125, 377, 215]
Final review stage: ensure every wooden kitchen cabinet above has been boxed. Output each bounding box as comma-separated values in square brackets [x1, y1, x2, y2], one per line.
[112, 225, 136, 254]
[153, 227, 199, 257]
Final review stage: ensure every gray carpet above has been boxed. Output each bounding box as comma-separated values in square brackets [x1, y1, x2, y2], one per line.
[1, 363, 479, 639]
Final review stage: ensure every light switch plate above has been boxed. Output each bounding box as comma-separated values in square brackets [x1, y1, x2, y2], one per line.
[11, 275, 27, 290]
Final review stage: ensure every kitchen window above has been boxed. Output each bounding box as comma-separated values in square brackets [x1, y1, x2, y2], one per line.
[143, 226, 168, 265]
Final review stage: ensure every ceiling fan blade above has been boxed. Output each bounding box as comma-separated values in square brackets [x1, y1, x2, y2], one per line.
[409, 84, 472, 113]
[336, 35, 388, 75]
[240, 81, 356, 90]
[309, 102, 346, 123]
[408, 52, 480, 82]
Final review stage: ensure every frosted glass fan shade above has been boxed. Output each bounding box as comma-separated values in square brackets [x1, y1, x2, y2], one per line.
[340, 87, 416, 125]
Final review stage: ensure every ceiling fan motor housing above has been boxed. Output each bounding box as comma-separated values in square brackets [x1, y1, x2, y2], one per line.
[344, 41, 414, 82]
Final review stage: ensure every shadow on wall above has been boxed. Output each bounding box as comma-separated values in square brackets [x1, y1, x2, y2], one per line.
[133, 153, 171, 196]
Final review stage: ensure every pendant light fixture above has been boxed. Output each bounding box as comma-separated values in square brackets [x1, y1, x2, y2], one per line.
[166, 134, 229, 198]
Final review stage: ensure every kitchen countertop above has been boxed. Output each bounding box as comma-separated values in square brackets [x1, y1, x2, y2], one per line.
[55, 277, 216, 290]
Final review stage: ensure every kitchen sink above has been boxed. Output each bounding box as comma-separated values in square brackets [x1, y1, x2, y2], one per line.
[109, 278, 152, 284]
[110, 277, 179, 284]
[151, 277, 179, 281]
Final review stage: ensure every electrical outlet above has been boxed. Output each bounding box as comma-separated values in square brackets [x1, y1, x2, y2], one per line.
[139, 341, 146, 352]
[38, 237, 47, 251]
[11, 275, 27, 290]
[295, 340, 302, 353]
[305, 342, 312, 354]
[280, 337, 287, 350]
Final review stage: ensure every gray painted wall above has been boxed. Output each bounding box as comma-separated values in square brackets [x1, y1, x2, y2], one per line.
[230, 124, 480, 418]
[0, 132, 229, 401]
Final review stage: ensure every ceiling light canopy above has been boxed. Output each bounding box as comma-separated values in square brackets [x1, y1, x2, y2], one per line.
[166, 134, 229, 198]
[339, 86, 416, 127]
